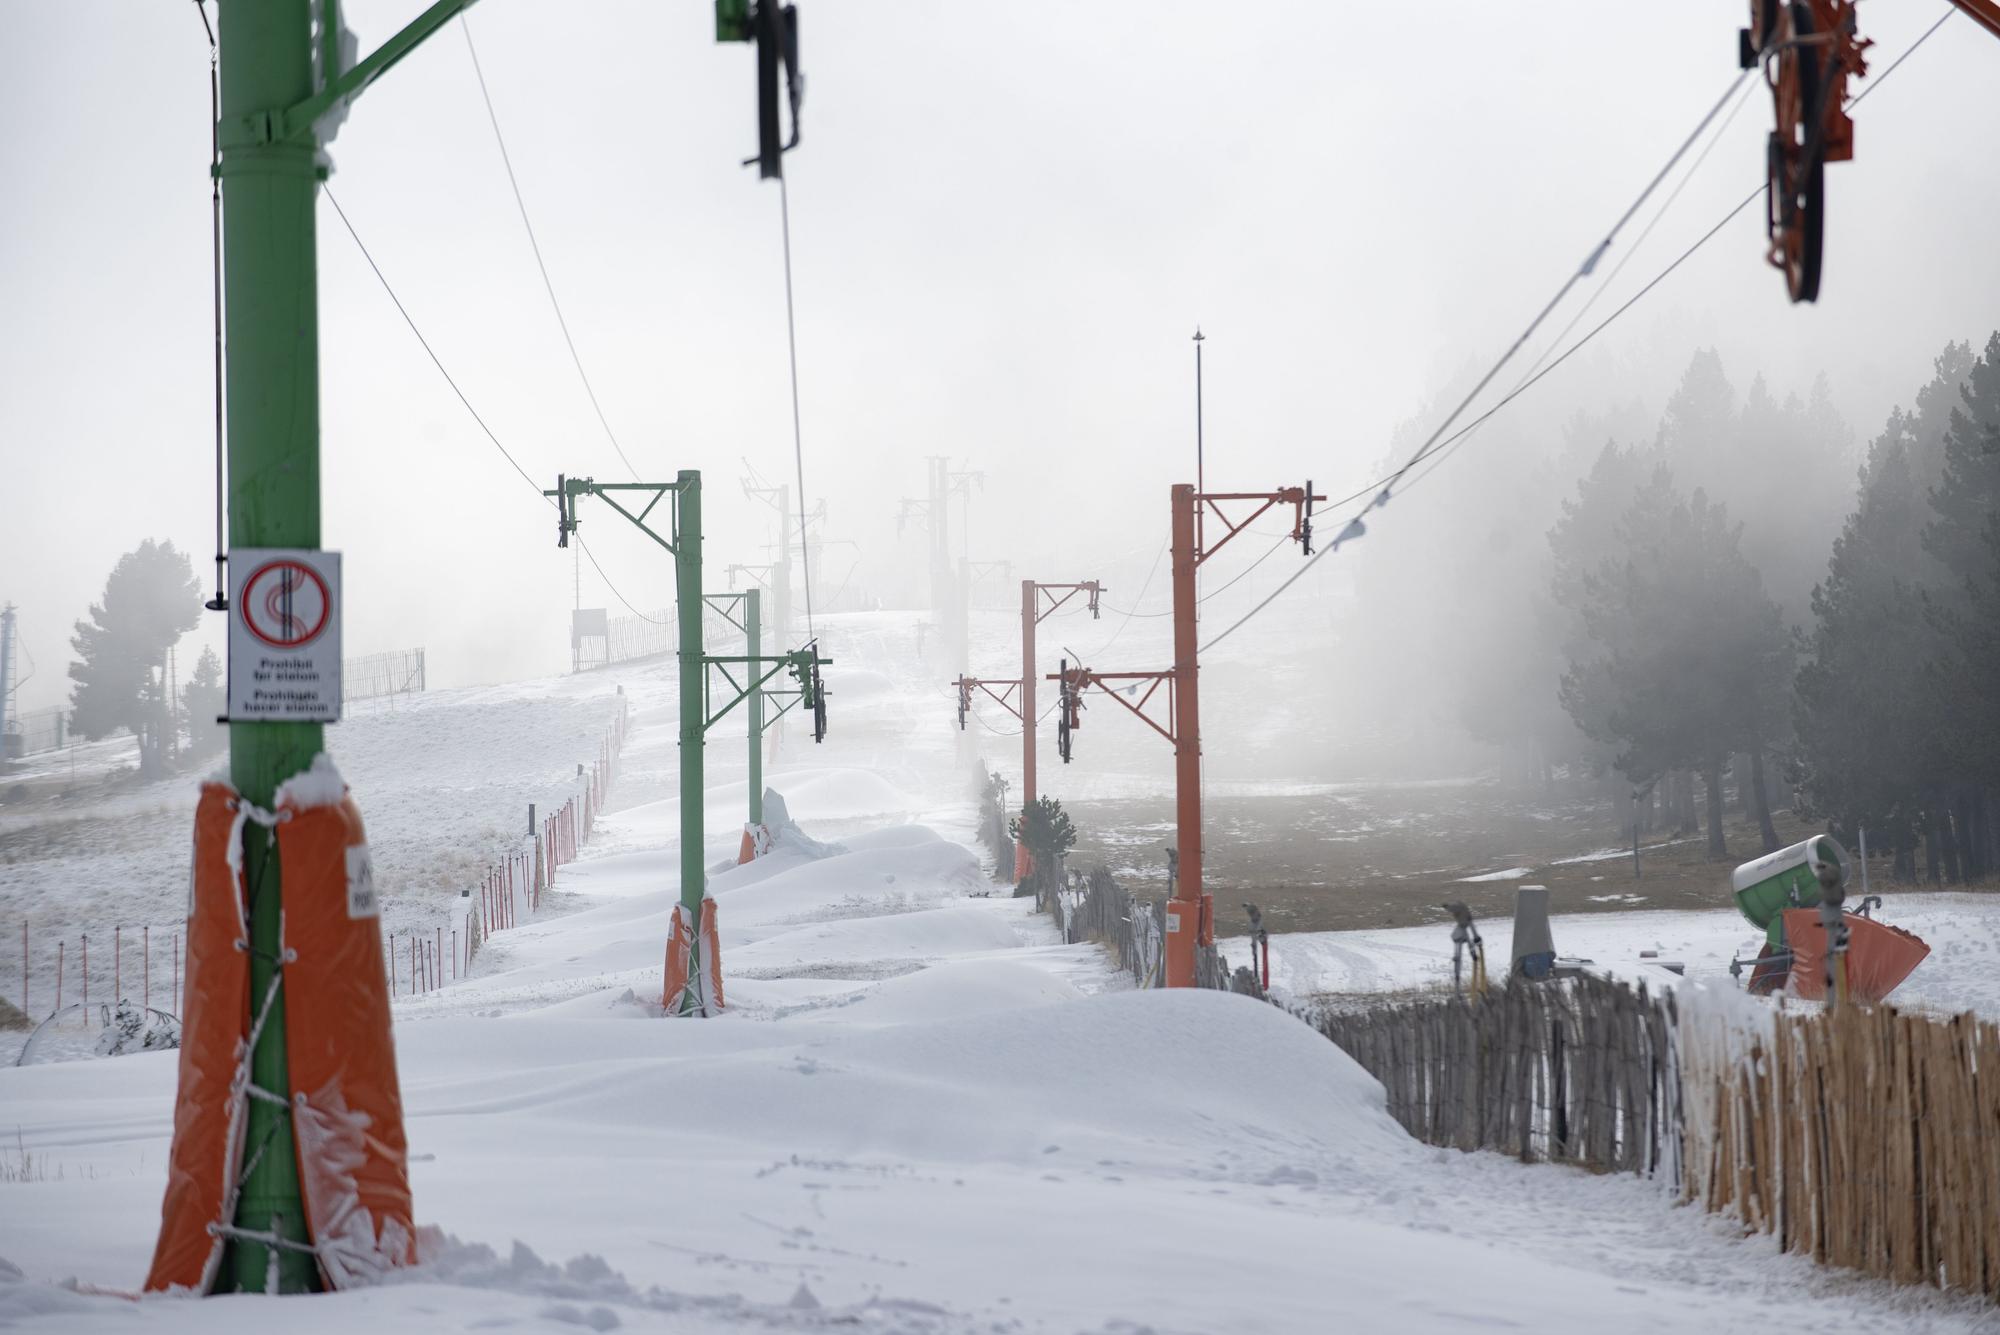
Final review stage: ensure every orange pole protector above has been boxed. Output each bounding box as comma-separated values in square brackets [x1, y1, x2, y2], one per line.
[145, 783, 250, 1294]
[276, 792, 416, 1287]
[661, 898, 724, 1016]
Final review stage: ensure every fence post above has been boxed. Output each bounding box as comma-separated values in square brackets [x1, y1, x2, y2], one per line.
[115, 925, 121, 1003]
[172, 933, 179, 1014]
[81, 933, 87, 1007]
[56, 939, 63, 1011]
[20, 921, 26, 1012]
[144, 924, 150, 1010]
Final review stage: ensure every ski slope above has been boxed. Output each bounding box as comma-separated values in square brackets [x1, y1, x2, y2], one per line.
[1225, 892, 2000, 1019]
[1, 611, 1993, 1333]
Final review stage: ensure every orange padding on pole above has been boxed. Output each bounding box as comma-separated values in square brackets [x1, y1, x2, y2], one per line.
[1014, 845, 1035, 883]
[1781, 908, 1931, 1003]
[145, 783, 249, 1294]
[737, 826, 758, 865]
[278, 794, 416, 1287]
[662, 898, 724, 1016]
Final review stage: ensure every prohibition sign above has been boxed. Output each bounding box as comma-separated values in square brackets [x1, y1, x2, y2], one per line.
[241, 558, 332, 649]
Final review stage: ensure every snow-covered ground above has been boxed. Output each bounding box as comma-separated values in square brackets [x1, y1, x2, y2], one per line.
[1225, 892, 2000, 1019]
[1, 677, 629, 1053]
[3, 610, 1995, 1332]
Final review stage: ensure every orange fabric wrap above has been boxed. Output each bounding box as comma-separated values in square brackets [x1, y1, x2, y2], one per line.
[662, 898, 725, 1015]
[277, 794, 416, 1288]
[1782, 908, 1932, 1002]
[145, 783, 249, 1294]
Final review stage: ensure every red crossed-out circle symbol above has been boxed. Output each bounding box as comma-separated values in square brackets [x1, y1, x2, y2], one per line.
[242, 559, 331, 649]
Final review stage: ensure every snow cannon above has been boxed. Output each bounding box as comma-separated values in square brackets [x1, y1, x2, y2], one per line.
[1732, 836, 1846, 944]
[1729, 836, 1929, 1002]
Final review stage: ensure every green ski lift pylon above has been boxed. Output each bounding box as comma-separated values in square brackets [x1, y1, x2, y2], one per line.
[700, 586, 830, 829]
[211, 0, 485, 1294]
[548, 475, 828, 1014]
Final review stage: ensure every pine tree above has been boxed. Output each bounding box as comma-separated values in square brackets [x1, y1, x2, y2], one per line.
[1562, 475, 1790, 859]
[1008, 795, 1077, 899]
[1791, 337, 1988, 883]
[68, 540, 201, 778]
[181, 646, 227, 761]
[1921, 331, 2000, 878]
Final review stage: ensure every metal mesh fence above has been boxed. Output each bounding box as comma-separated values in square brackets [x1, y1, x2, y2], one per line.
[343, 648, 426, 705]
[5, 707, 68, 757]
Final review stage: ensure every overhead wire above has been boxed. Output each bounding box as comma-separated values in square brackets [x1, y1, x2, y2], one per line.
[778, 177, 816, 639]
[1082, 540, 1168, 658]
[324, 187, 669, 627]
[1099, 530, 1292, 621]
[1392, 70, 1762, 499]
[1197, 12, 1951, 656]
[324, 187, 546, 497]
[460, 15, 641, 483]
[196, 0, 226, 610]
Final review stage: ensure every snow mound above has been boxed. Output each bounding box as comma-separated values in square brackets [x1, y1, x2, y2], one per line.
[801, 957, 1085, 1026]
[761, 767, 917, 822]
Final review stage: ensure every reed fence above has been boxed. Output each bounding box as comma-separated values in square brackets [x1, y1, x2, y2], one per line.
[1681, 997, 2000, 1301]
[1308, 969, 2000, 1306]
[1308, 974, 1681, 1178]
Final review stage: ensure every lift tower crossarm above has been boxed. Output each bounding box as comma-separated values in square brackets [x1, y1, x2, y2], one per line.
[1051, 665, 1176, 748]
[952, 675, 1023, 730]
[1031, 582, 1101, 625]
[703, 648, 828, 732]
[1195, 487, 1320, 566]
[219, 0, 484, 149]
[547, 477, 684, 555]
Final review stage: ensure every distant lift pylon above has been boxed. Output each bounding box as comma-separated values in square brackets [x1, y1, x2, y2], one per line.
[1052, 482, 1321, 988]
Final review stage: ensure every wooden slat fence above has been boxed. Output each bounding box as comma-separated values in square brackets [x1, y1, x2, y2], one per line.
[1305, 974, 1682, 1179]
[1681, 998, 2000, 1302]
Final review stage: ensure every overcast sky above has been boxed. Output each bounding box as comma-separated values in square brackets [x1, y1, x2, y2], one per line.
[3, 1, 1996, 715]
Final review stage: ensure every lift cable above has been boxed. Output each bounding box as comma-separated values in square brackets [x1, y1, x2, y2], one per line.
[324, 187, 667, 628]
[1388, 71, 1762, 503]
[1082, 540, 1168, 658]
[196, 0, 226, 611]
[1099, 529, 1297, 622]
[324, 187, 544, 495]
[1309, 8, 1953, 528]
[1084, 81, 1757, 638]
[778, 177, 817, 640]
[460, 16, 641, 484]
[1195, 20, 1956, 658]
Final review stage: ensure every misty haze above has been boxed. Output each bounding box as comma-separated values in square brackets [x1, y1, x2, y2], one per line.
[3, 2, 1999, 1331]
